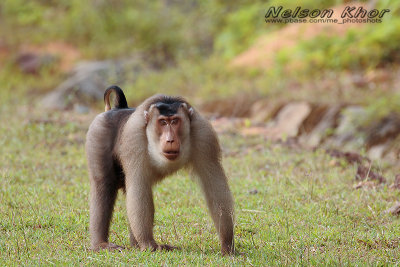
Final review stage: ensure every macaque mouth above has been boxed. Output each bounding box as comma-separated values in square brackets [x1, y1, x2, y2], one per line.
[163, 150, 180, 160]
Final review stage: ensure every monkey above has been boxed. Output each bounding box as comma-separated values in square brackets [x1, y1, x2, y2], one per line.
[85, 85, 234, 255]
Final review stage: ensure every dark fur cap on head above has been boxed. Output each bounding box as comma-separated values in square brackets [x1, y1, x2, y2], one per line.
[154, 101, 184, 116]
[142, 95, 194, 122]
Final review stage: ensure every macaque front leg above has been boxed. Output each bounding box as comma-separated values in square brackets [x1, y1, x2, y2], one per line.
[129, 227, 139, 248]
[196, 164, 235, 255]
[125, 177, 178, 252]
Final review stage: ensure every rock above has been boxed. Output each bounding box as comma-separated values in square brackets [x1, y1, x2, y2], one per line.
[384, 149, 400, 163]
[201, 95, 257, 117]
[74, 104, 90, 114]
[41, 57, 147, 110]
[41, 60, 116, 110]
[367, 143, 389, 160]
[210, 117, 246, 134]
[242, 102, 311, 140]
[384, 202, 400, 215]
[364, 114, 400, 159]
[268, 102, 312, 138]
[250, 99, 284, 123]
[365, 113, 400, 148]
[300, 105, 329, 134]
[327, 106, 368, 149]
[300, 105, 341, 147]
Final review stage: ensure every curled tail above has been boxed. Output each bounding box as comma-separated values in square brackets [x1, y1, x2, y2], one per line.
[104, 85, 129, 111]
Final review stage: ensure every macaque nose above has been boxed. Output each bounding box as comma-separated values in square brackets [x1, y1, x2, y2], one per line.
[166, 129, 175, 143]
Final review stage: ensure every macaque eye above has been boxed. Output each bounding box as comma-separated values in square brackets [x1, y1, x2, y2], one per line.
[159, 119, 167, 126]
[171, 118, 179, 125]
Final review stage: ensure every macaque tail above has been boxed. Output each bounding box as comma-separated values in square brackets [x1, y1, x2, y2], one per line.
[104, 85, 129, 111]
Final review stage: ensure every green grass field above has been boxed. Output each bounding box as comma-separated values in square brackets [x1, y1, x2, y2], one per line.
[1, 105, 399, 266]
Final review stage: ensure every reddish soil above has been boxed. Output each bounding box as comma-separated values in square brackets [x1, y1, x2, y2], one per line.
[19, 41, 81, 72]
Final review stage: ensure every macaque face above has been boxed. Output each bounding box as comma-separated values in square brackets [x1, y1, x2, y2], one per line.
[156, 115, 182, 160]
[145, 102, 191, 164]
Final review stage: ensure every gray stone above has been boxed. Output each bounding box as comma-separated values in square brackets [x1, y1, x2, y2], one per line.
[300, 105, 341, 147]
[269, 102, 312, 138]
[365, 113, 400, 148]
[368, 143, 389, 160]
[250, 99, 283, 124]
[41, 57, 147, 110]
[74, 104, 90, 114]
[327, 106, 368, 149]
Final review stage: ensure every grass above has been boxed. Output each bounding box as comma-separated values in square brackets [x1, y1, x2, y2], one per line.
[0, 105, 399, 265]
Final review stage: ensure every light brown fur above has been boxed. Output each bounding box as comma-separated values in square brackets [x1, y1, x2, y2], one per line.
[86, 90, 234, 255]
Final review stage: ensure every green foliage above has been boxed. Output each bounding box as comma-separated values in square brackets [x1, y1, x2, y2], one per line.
[215, 3, 267, 59]
[0, 0, 348, 61]
[267, 0, 341, 10]
[214, 0, 342, 59]
[2, 0, 46, 25]
[277, 0, 400, 71]
[1, 0, 398, 74]
[1, 0, 217, 59]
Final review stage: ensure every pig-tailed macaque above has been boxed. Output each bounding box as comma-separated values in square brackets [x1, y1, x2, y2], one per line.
[85, 85, 234, 255]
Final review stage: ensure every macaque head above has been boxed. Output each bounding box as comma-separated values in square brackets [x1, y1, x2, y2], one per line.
[145, 98, 193, 164]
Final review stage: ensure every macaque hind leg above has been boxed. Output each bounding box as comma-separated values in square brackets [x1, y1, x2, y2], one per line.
[89, 170, 123, 251]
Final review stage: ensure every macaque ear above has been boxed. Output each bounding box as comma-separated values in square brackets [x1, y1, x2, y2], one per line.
[188, 107, 194, 117]
[144, 104, 157, 124]
[144, 111, 149, 124]
[181, 103, 194, 118]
